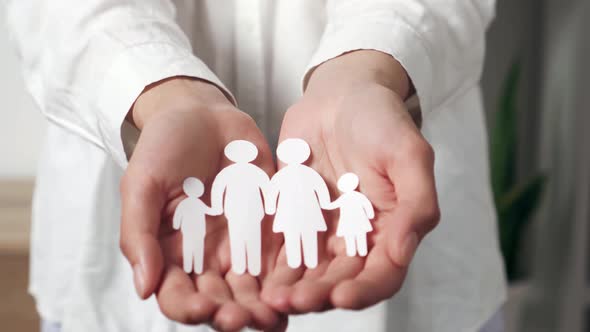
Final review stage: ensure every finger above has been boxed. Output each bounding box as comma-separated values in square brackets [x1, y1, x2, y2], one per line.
[195, 271, 234, 304]
[386, 139, 440, 266]
[261, 262, 305, 312]
[331, 247, 407, 309]
[196, 272, 251, 331]
[119, 174, 165, 298]
[156, 265, 217, 324]
[289, 255, 364, 313]
[268, 314, 289, 332]
[212, 302, 252, 332]
[226, 272, 280, 330]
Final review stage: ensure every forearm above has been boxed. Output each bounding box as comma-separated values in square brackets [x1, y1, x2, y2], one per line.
[130, 77, 235, 130]
[305, 50, 410, 100]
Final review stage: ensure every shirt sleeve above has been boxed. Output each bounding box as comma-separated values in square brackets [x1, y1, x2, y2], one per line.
[304, 0, 496, 115]
[4, 0, 235, 168]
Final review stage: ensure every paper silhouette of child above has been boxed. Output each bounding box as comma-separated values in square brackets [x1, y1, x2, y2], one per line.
[173, 177, 220, 274]
[325, 173, 375, 257]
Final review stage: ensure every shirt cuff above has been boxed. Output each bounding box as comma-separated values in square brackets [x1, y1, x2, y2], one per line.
[95, 42, 235, 168]
[303, 20, 434, 115]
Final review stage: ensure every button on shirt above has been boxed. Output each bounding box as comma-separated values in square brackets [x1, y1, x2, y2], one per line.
[5, 1, 506, 331]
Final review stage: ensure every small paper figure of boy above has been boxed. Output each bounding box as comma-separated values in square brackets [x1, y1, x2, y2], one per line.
[325, 173, 375, 257]
[173, 177, 220, 274]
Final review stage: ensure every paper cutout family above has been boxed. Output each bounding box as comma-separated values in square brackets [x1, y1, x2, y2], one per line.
[173, 138, 375, 276]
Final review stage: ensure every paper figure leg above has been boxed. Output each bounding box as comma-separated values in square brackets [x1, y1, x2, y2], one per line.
[183, 236, 193, 273]
[344, 235, 356, 257]
[301, 231, 318, 268]
[193, 236, 205, 274]
[229, 225, 247, 274]
[284, 232, 302, 268]
[246, 226, 261, 276]
[356, 234, 368, 257]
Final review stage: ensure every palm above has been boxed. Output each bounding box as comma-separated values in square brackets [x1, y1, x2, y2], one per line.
[121, 107, 284, 330]
[262, 84, 439, 313]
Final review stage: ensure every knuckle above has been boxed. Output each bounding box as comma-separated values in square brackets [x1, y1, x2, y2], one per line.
[422, 204, 441, 231]
[390, 279, 403, 296]
[406, 138, 435, 164]
[118, 236, 131, 259]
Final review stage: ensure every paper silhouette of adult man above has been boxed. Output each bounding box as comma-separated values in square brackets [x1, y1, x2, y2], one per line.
[210, 140, 273, 276]
[267, 138, 331, 269]
[173, 177, 220, 274]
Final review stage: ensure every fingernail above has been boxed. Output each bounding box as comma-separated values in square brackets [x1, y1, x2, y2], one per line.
[399, 232, 418, 266]
[133, 264, 145, 298]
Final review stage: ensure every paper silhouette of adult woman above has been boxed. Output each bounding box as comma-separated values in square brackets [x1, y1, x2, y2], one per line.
[173, 177, 220, 274]
[325, 173, 375, 257]
[210, 140, 274, 276]
[267, 138, 331, 269]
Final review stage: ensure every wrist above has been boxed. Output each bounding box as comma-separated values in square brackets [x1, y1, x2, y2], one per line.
[305, 50, 411, 102]
[129, 77, 235, 130]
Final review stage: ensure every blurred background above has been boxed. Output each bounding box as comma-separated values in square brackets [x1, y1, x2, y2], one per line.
[0, 1, 588, 331]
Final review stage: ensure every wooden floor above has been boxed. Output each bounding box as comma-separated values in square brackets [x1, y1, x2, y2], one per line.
[1, 253, 39, 332]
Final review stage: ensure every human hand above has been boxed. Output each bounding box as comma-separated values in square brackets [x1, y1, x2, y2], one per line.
[261, 51, 440, 313]
[119, 78, 286, 331]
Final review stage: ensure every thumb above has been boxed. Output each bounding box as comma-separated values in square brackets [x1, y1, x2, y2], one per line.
[386, 206, 427, 267]
[119, 173, 165, 299]
[386, 139, 440, 267]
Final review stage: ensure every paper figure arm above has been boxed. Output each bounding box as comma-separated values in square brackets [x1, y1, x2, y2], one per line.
[209, 169, 227, 216]
[173, 202, 183, 230]
[205, 204, 222, 216]
[265, 174, 280, 215]
[323, 196, 342, 210]
[313, 173, 332, 209]
[361, 195, 375, 219]
[263, 184, 278, 214]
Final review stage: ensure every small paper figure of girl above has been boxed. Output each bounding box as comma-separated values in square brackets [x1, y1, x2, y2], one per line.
[173, 177, 220, 274]
[325, 173, 375, 257]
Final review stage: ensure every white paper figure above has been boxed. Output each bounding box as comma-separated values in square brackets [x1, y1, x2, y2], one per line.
[325, 173, 375, 257]
[210, 140, 273, 276]
[267, 138, 331, 269]
[173, 177, 220, 274]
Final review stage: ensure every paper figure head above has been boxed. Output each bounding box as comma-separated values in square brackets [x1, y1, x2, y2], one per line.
[224, 140, 258, 163]
[183, 177, 205, 197]
[337, 173, 359, 192]
[276, 138, 310, 165]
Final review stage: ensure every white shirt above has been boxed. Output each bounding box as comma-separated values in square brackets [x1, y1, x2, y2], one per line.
[5, 1, 506, 331]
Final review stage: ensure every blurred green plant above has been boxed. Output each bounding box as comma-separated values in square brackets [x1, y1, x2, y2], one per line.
[490, 62, 547, 282]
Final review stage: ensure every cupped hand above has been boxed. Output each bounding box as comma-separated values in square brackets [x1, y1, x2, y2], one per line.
[261, 51, 440, 314]
[119, 78, 286, 331]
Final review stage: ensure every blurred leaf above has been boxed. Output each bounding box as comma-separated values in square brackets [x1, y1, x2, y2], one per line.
[499, 174, 547, 216]
[498, 174, 547, 280]
[489, 60, 549, 281]
[490, 61, 521, 203]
